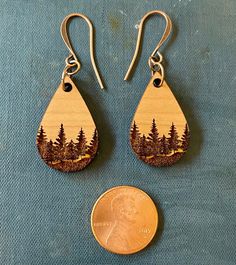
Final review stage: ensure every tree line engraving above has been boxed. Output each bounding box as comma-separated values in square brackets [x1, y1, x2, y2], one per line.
[37, 124, 98, 171]
[130, 119, 190, 166]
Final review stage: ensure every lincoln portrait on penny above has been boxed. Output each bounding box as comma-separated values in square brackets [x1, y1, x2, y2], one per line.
[106, 193, 142, 251]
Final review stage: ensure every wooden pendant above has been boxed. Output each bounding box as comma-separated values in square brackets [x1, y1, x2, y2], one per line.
[36, 75, 98, 172]
[130, 72, 190, 167]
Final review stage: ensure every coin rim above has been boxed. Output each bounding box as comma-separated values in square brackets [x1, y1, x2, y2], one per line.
[90, 185, 158, 255]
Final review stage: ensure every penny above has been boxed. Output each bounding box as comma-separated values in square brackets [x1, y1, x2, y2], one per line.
[91, 186, 158, 255]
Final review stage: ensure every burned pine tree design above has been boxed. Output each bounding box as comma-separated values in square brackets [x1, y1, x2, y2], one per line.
[36, 124, 98, 172]
[130, 119, 190, 167]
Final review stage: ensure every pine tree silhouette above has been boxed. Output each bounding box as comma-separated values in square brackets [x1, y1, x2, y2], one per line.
[88, 129, 98, 156]
[37, 126, 48, 158]
[181, 124, 190, 151]
[130, 121, 141, 153]
[160, 135, 169, 155]
[54, 124, 67, 161]
[129, 120, 188, 166]
[44, 140, 55, 163]
[65, 140, 77, 161]
[130, 121, 141, 142]
[37, 126, 47, 146]
[168, 123, 179, 153]
[147, 119, 160, 155]
[76, 128, 87, 157]
[37, 124, 100, 171]
[137, 135, 148, 157]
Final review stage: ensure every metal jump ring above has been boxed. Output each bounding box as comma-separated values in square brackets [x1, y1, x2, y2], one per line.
[64, 60, 80, 76]
[61, 60, 80, 81]
[150, 61, 164, 86]
[150, 52, 163, 64]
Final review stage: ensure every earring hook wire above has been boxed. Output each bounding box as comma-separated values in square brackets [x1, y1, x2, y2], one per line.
[61, 13, 104, 89]
[124, 10, 172, 81]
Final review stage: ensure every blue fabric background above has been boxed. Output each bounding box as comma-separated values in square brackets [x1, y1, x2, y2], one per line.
[0, 0, 236, 264]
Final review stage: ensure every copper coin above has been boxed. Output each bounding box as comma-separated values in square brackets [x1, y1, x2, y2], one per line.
[91, 186, 158, 254]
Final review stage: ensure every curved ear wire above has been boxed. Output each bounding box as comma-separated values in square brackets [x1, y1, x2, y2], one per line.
[124, 10, 172, 81]
[61, 13, 104, 89]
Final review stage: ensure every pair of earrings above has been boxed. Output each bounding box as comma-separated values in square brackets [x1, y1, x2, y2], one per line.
[36, 11, 190, 172]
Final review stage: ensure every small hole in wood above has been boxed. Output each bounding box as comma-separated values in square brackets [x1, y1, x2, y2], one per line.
[153, 78, 161, 87]
[63, 83, 72, 92]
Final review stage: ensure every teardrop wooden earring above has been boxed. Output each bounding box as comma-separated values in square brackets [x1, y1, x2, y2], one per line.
[125, 10, 190, 167]
[36, 13, 104, 172]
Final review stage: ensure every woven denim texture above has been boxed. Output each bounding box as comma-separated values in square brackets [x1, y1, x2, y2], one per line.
[0, 0, 236, 264]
